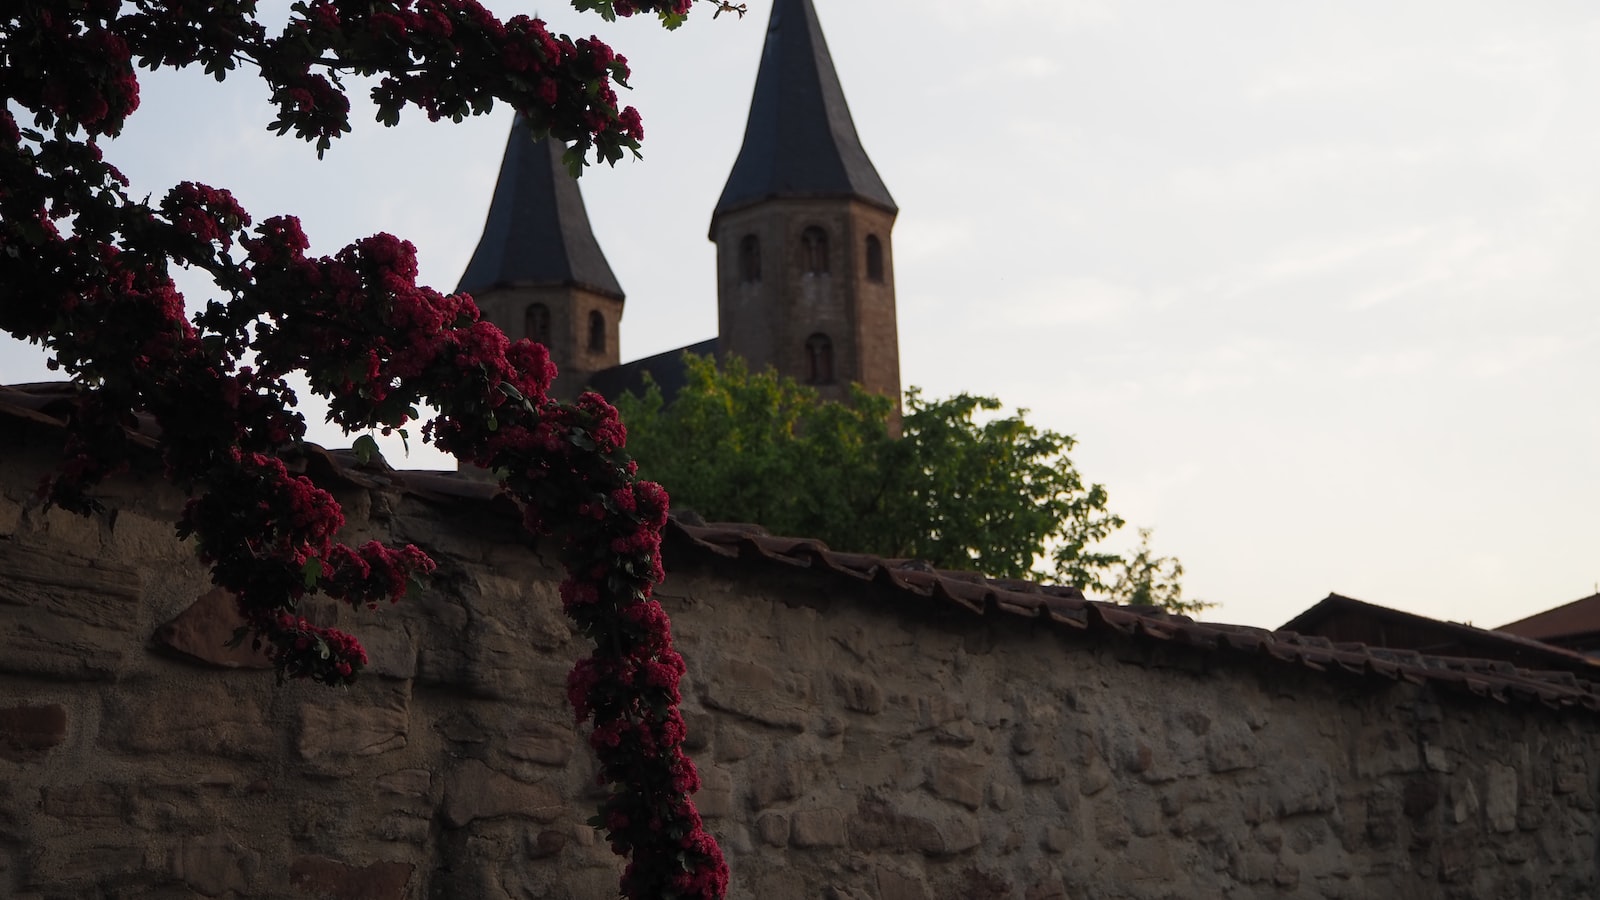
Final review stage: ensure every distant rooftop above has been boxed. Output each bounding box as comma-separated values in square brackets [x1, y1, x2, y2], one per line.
[587, 339, 719, 405]
[1281, 592, 1600, 679]
[1500, 593, 1600, 654]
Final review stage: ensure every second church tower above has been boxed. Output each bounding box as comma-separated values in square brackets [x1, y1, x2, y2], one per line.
[710, 0, 901, 411]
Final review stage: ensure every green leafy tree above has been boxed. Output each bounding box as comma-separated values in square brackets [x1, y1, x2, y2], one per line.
[618, 354, 1203, 612]
[1103, 528, 1209, 615]
[615, 354, 891, 539]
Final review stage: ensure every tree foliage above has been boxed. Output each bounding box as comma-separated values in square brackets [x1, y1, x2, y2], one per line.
[618, 354, 1206, 612]
[1, 1, 733, 896]
[1103, 528, 1208, 616]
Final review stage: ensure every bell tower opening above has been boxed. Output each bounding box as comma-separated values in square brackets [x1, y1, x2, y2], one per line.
[865, 235, 884, 283]
[525, 303, 552, 346]
[805, 333, 835, 385]
[801, 226, 830, 276]
[739, 234, 762, 283]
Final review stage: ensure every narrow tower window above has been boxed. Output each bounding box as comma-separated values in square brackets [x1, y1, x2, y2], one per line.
[739, 234, 762, 283]
[805, 333, 835, 385]
[525, 303, 552, 346]
[865, 235, 884, 283]
[588, 310, 606, 353]
[801, 226, 829, 275]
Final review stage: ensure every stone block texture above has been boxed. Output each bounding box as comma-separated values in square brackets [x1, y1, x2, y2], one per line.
[1, 438, 1597, 899]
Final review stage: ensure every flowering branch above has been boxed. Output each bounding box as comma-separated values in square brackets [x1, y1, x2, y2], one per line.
[0, 1, 731, 896]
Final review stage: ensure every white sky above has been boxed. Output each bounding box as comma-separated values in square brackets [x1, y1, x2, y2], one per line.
[3, 1, 1597, 630]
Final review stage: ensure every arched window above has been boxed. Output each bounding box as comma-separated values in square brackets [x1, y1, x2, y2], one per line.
[739, 234, 761, 283]
[805, 333, 835, 385]
[588, 310, 606, 353]
[865, 235, 884, 283]
[801, 226, 829, 275]
[524, 303, 552, 346]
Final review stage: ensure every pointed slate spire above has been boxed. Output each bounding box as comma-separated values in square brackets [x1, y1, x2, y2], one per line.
[457, 117, 624, 300]
[712, 0, 896, 223]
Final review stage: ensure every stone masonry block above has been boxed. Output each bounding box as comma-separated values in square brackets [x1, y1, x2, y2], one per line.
[1486, 763, 1519, 833]
[790, 809, 848, 848]
[927, 752, 987, 810]
[442, 760, 564, 828]
[833, 672, 884, 714]
[0, 542, 142, 680]
[151, 587, 273, 671]
[289, 856, 414, 900]
[298, 684, 411, 764]
[0, 704, 67, 761]
[701, 657, 809, 730]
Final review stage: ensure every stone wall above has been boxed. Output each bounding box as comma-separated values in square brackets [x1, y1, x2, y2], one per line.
[1, 431, 1597, 899]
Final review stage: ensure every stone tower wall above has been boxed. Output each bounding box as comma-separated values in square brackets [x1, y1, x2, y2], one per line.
[847, 202, 901, 413]
[0, 433, 1596, 899]
[470, 283, 623, 402]
[713, 198, 901, 413]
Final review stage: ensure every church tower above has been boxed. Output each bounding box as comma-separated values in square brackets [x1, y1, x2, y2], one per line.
[710, 0, 901, 411]
[457, 117, 625, 402]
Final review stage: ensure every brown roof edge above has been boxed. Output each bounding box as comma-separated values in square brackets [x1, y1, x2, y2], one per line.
[1280, 592, 1600, 678]
[1498, 592, 1600, 642]
[662, 529, 1600, 713]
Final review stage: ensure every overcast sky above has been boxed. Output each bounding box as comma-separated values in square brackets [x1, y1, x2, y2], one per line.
[4, 1, 1597, 631]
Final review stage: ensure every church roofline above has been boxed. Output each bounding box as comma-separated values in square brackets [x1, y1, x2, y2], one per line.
[470, 276, 626, 301]
[585, 338, 720, 404]
[707, 190, 899, 238]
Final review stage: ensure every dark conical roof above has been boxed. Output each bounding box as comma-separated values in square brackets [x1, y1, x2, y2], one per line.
[711, 0, 895, 225]
[457, 117, 624, 300]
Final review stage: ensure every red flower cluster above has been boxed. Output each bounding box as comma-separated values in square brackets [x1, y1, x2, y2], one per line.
[2, 1, 728, 896]
[325, 541, 438, 611]
[160, 182, 250, 255]
[5, 5, 141, 136]
[259, 611, 372, 683]
[255, 0, 646, 163]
